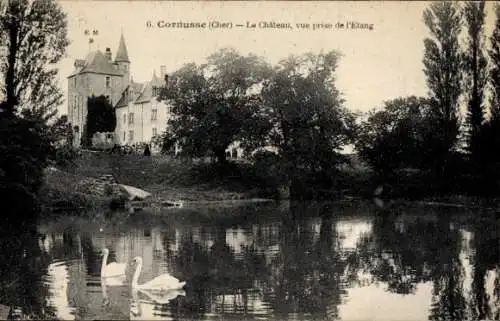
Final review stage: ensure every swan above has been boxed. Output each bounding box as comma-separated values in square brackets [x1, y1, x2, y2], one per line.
[101, 248, 127, 278]
[131, 287, 185, 305]
[131, 256, 186, 292]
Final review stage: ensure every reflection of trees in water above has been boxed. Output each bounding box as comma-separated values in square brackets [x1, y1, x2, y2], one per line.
[267, 204, 346, 320]
[428, 216, 466, 321]
[161, 203, 347, 319]
[468, 217, 500, 320]
[137, 202, 500, 321]
[81, 232, 100, 277]
[349, 209, 442, 294]
[349, 205, 500, 321]
[0, 225, 57, 319]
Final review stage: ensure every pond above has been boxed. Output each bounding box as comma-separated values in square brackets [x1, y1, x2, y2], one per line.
[0, 200, 498, 320]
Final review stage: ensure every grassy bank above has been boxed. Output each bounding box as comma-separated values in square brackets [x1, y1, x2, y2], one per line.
[40, 167, 116, 214]
[41, 151, 275, 213]
[41, 151, 500, 214]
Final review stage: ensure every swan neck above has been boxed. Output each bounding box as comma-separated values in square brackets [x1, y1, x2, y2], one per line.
[101, 278, 108, 298]
[132, 261, 142, 288]
[101, 253, 108, 272]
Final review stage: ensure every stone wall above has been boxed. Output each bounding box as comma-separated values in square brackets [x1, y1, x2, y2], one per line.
[76, 174, 124, 198]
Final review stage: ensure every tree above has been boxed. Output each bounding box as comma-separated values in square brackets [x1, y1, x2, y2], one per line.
[160, 48, 272, 163]
[0, 0, 69, 223]
[462, 1, 487, 161]
[478, 4, 500, 194]
[422, 1, 463, 172]
[489, 4, 500, 123]
[0, 0, 69, 117]
[82, 95, 116, 147]
[355, 96, 436, 175]
[261, 51, 355, 197]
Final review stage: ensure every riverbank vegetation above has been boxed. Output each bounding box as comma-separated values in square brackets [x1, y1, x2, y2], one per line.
[4, 1, 500, 227]
[152, 1, 500, 201]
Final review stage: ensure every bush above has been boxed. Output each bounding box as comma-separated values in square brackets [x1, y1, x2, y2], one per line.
[52, 144, 79, 168]
[251, 150, 288, 198]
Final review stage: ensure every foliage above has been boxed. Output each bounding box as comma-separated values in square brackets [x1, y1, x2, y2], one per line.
[251, 150, 288, 198]
[484, 3, 500, 166]
[422, 1, 463, 166]
[0, 0, 69, 224]
[0, 117, 52, 220]
[160, 48, 273, 163]
[261, 51, 355, 196]
[82, 95, 116, 147]
[462, 0, 487, 160]
[489, 4, 500, 123]
[0, 0, 69, 118]
[355, 96, 437, 175]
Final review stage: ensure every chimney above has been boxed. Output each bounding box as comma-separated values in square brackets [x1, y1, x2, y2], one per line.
[160, 65, 167, 79]
[105, 47, 112, 61]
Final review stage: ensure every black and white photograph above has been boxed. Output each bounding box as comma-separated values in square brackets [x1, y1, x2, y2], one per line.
[0, 0, 499, 320]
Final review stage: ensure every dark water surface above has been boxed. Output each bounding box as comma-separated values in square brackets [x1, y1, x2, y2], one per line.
[0, 201, 499, 320]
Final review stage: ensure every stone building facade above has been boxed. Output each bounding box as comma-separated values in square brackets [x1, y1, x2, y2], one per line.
[67, 33, 242, 157]
[67, 33, 171, 149]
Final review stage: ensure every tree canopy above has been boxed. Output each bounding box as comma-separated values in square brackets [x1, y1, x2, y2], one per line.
[160, 48, 272, 163]
[82, 95, 116, 147]
[422, 1, 463, 163]
[0, 0, 69, 222]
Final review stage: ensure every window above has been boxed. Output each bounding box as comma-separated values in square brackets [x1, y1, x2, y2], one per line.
[106, 95, 110, 103]
[73, 77, 76, 87]
[73, 95, 77, 110]
[151, 109, 157, 121]
[105, 76, 111, 88]
[152, 128, 157, 137]
[123, 131, 126, 141]
[128, 130, 134, 143]
[123, 114, 126, 124]
[128, 112, 134, 125]
[152, 86, 160, 97]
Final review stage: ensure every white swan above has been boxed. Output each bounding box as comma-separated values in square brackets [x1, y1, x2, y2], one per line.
[131, 287, 186, 306]
[131, 257, 186, 292]
[101, 248, 127, 278]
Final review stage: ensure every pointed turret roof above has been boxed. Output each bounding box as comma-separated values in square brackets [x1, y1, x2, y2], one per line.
[150, 70, 163, 87]
[115, 33, 130, 63]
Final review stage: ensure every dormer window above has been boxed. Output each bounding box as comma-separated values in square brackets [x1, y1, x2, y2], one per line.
[105, 76, 111, 88]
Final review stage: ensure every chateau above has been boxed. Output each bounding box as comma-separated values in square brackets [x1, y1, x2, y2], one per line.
[67, 33, 243, 157]
[67, 33, 171, 149]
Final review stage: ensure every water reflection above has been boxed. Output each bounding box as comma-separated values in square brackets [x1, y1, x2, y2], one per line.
[0, 201, 498, 320]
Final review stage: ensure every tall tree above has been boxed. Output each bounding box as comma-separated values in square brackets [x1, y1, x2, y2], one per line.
[262, 51, 355, 197]
[160, 48, 272, 163]
[480, 4, 500, 192]
[422, 1, 463, 172]
[0, 0, 69, 223]
[355, 96, 436, 176]
[489, 4, 500, 123]
[0, 0, 69, 116]
[463, 1, 487, 161]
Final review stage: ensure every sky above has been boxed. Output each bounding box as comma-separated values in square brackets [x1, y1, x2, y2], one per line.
[56, 1, 498, 116]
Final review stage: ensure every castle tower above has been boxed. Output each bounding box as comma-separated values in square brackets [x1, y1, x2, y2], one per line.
[115, 33, 130, 89]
